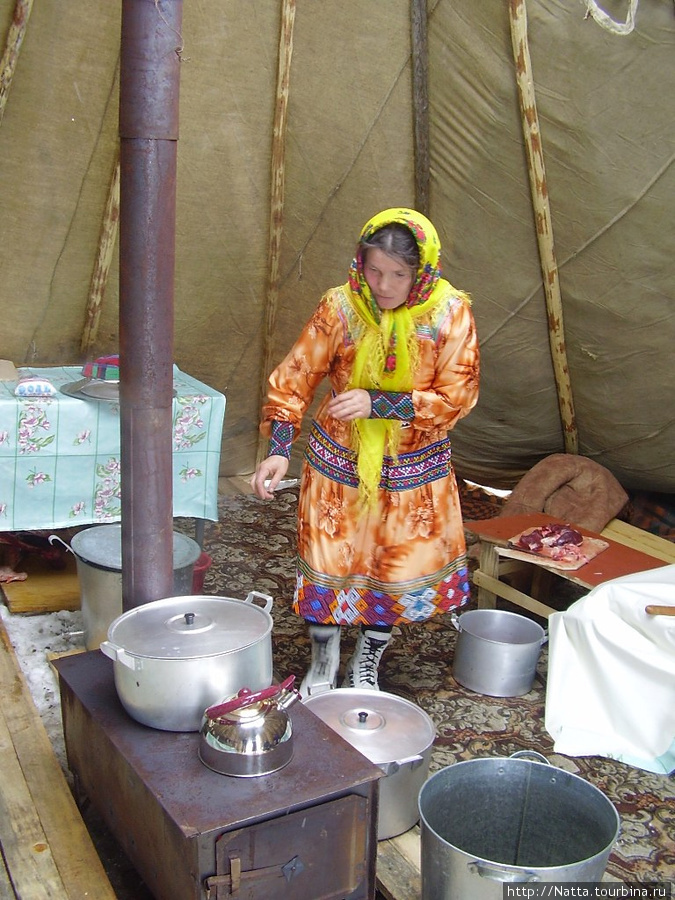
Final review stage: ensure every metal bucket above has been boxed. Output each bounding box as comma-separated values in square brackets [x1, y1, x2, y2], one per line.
[451, 609, 546, 697]
[56, 525, 201, 650]
[419, 752, 620, 900]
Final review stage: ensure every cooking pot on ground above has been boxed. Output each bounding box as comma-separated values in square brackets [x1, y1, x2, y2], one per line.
[304, 688, 435, 840]
[100, 592, 274, 732]
[199, 675, 300, 777]
[419, 751, 620, 899]
[50, 525, 201, 650]
[451, 609, 547, 697]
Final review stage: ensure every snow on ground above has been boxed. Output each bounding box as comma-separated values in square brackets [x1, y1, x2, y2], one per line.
[1, 603, 86, 774]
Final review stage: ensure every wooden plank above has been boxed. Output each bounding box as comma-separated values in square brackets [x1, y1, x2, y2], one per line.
[0, 699, 65, 897]
[601, 519, 675, 563]
[0, 857, 15, 900]
[376, 827, 421, 900]
[0, 622, 116, 899]
[1, 554, 80, 614]
[473, 568, 556, 618]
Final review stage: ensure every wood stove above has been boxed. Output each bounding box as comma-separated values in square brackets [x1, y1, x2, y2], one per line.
[55, 652, 382, 900]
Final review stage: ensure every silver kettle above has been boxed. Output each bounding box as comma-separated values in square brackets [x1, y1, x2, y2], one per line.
[198, 675, 300, 777]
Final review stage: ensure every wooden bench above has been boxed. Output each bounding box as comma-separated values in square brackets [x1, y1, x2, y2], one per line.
[0, 620, 117, 899]
[600, 518, 675, 563]
[469, 515, 673, 619]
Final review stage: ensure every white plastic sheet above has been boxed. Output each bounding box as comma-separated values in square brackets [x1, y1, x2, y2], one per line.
[545, 565, 675, 774]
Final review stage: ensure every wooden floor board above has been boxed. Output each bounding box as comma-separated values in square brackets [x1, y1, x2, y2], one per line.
[0, 622, 116, 899]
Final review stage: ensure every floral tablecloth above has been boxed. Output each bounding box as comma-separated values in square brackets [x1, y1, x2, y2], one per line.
[0, 366, 225, 531]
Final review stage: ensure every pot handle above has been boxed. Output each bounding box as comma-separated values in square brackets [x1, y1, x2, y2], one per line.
[379, 754, 425, 776]
[509, 749, 549, 765]
[450, 612, 461, 632]
[48, 534, 73, 554]
[99, 640, 138, 671]
[244, 591, 273, 613]
[467, 861, 540, 883]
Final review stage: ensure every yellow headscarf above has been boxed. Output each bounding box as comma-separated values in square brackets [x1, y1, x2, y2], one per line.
[346, 207, 456, 507]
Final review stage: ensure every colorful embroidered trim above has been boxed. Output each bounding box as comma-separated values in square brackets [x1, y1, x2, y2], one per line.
[368, 390, 414, 421]
[293, 556, 471, 627]
[269, 420, 294, 458]
[305, 423, 452, 491]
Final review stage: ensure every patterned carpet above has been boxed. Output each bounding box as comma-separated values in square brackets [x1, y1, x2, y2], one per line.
[193, 484, 675, 887]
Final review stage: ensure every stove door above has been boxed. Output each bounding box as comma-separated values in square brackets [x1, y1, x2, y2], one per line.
[207, 793, 371, 899]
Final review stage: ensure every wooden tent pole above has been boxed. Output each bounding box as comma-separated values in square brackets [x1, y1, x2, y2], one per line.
[80, 151, 121, 355]
[0, 0, 34, 125]
[256, 0, 297, 467]
[508, 0, 578, 454]
[411, 0, 430, 215]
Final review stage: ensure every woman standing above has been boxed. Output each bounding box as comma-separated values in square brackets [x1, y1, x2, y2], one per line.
[251, 208, 480, 697]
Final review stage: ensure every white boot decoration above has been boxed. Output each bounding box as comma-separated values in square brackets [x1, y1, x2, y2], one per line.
[342, 629, 392, 690]
[300, 625, 341, 699]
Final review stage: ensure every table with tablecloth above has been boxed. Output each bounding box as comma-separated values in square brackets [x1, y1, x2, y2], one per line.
[0, 366, 225, 532]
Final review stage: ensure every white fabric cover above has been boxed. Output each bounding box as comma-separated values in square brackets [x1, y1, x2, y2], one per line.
[545, 565, 675, 774]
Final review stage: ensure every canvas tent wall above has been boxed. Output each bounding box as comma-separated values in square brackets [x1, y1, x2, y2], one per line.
[1, 0, 673, 494]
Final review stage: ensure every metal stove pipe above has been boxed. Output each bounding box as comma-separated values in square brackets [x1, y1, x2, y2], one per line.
[118, 0, 183, 609]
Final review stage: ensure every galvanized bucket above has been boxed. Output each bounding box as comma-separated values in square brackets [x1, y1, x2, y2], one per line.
[51, 525, 201, 650]
[419, 752, 620, 900]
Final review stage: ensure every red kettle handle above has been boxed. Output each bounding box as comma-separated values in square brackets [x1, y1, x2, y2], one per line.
[205, 674, 296, 720]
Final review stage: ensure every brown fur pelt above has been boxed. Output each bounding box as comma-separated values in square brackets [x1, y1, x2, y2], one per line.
[500, 454, 628, 533]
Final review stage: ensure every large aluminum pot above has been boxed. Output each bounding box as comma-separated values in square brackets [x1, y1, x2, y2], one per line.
[304, 689, 435, 840]
[451, 609, 547, 697]
[100, 592, 274, 732]
[419, 751, 620, 899]
[50, 525, 201, 651]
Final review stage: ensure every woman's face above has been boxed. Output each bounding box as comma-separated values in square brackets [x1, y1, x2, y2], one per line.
[363, 247, 415, 310]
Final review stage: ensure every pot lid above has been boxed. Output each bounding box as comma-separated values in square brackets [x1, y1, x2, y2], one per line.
[107, 595, 272, 659]
[71, 524, 200, 571]
[304, 689, 435, 765]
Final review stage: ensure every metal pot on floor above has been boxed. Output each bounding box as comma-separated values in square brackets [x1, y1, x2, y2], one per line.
[50, 524, 201, 650]
[451, 608, 547, 697]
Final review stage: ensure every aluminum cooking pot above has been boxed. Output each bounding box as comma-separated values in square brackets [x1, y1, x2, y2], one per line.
[50, 525, 201, 650]
[198, 674, 300, 777]
[451, 609, 547, 697]
[304, 688, 436, 839]
[100, 592, 274, 732]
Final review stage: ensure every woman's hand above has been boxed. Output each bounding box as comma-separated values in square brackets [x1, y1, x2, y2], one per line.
[250, 455, 290, 500]
[326, 389, 372, 421]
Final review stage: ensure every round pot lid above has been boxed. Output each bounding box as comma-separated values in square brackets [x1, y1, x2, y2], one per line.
[304, 689, 435, 765]
[71, 524, 201, 571]
[107, 595, 272, 659]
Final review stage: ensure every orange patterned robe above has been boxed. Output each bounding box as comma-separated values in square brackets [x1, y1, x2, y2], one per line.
[261, 283, 479, 627]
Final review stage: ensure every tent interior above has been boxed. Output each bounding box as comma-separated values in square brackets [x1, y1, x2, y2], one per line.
[1, 0, 673, 512]
[1, 2, 674, 896]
